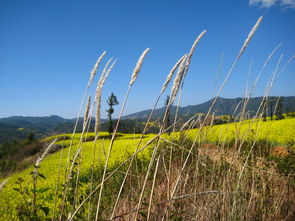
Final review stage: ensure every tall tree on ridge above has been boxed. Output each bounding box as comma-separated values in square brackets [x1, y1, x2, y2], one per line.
[106, 93, 119, 138]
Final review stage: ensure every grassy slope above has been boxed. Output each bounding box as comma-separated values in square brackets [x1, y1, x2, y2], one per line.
[0, 132, 154, 220]
[185, 117, 295, 147]
[0, 118, 294, 220]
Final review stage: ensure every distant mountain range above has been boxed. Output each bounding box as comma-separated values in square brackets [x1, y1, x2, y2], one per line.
[122, 96, 295, 120]
[0, 96, 294, 143]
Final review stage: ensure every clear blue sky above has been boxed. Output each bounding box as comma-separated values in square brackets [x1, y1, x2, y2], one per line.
[0, 0, 294, 118]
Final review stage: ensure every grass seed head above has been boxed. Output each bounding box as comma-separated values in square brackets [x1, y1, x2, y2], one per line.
[171, 55, 188, 102]
[187, 30, 207, 64]
[83, 95, 91, 128]
[97, 58, 113, 93]
[101, 59, 117, 89]
[95, 95, 101, 136]
[35, 139, 57, 168]
[238, 16, 263, 59]
[129, 48, 150, 86]
[161, 55, 187, 94]
[88, 51, 107, 88]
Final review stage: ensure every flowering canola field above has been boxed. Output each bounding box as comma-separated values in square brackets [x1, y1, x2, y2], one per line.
[0, 118, 294, 220]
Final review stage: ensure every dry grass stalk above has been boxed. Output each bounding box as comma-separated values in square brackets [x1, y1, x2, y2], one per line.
[83, 95, 91, 129]
[134, 59, 194, 218]
[238, 16, 263, 59]
[33, 139, 57, 217]
[62, 51, 107, 212]
[237, 54, 285, 183]
[266, 54, 284, 93]
[97, 57, 113, 93]
[111, 190, 221, 220]
[102, 59, 117, 87]
[234, 44, 282, 154]
[88, 51, 107, 88]
[129, 48, 150, 86]
[161, 55, 186, 94]
[61, 55, 115, 217]
[173, 30, 207, 132]
[110, 55, 190, 220]
[87, 59, 117, 218]
[183, 30, 207, 78]
[52, 136, 66, 220]
[95, 95, 101, 137]
[34, 139, 58, 169]
[277, 54, 295, 78]
[168, 16, 264, 203]
[170, 55, 188, 102]
[134, 32, 207, 217]
[0, 178, 9, 191]
[147, 155, 161, 220]
[95, 48, 150, 221]
[95, 59, 117, 137]
[69, 124, 176, 221]
[213, 53, 224, 96]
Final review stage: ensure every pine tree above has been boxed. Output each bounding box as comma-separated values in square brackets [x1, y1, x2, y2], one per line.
[106, 93, 119, 138]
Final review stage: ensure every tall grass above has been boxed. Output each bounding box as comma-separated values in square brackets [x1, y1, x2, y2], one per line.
[1, 16, 295, 221]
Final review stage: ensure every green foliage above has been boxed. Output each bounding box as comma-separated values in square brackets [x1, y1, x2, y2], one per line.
[106, 92, 119, 138]
[13, 175, 51, 221]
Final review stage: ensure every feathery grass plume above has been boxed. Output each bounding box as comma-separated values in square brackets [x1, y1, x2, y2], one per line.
[161, 55, 187, 94]
[32, 138, 57, 217]
[34, 139, 58, 168]
[69, 126, 173, 221]
[88, 51, 107, 88]
[168, 16, 264, 203]
[0, 178, 9, 191]
[240, 44, 281, 123]
[83, 95, 91, 129]
[170, 55, 188, 102]
[94, 59, 117, 136]
[134, 55, 188, 218]
[172, 31, 206, 133]
[93, 58, 114, 134]
[235, 56, 284, 194]
[95, 91, 101, 136]
[184, 30, 207, 76]
[237, 16, 263, 59]
[62, 52, 107, 206]
[129, 48, 150, 86]
[277, 54, 295, 78]
[97, 58, 117, 97]
[96, 50, 150, 220]
[110, 57, 186, 219]
[96, 58, 113, 93]
[248, 43, 281, 97]
[101, 59, 117, 89]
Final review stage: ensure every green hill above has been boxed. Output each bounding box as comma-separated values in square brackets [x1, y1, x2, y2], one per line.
[0, 117, 294, 220]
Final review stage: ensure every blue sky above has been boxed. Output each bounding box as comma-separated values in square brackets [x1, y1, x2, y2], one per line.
[0, 0, 294, 118]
